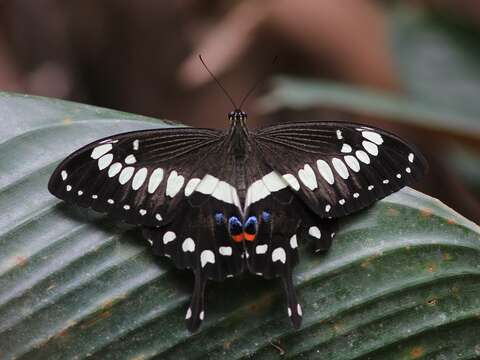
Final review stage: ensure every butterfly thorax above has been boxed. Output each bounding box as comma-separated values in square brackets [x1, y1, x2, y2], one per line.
[227, 116, 251, 203]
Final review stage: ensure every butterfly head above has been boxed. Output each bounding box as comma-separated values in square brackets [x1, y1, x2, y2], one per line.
[228, 110, 248, 123]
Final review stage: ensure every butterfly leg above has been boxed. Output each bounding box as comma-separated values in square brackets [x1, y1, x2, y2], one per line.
[281, 268, 302, 329]
[185, 270, 207, 333]
[302, 219, 338, 254]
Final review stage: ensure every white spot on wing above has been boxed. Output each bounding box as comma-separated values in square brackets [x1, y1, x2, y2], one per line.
[132, 168, 148, 190]
[298, 164, 318, 190]
[290, 234, 298, 249]
[133, 139, 139, 151]
[288, 307, 292, 317]
[336, 129, 343, 139]
[262, 172, 288, 192]
[125, 154, 137, 164]
[199, 311, 204, 320]
[163, 231, 176, 244]
[219, 246, 232, 256]
[408, 153, 414, 163]
[246, 179, 270, 207]
[308, 226, 321, 239]
[212, 181, 239, 206]
[325, 204, 331, 212]
[332, 158, 349, 179]
[107, 199, 114, 204]
[119, 166, 135, 185]
[344, 155, 360, 172]
[255, 244, 268, 254]
[139, 209, 147, 216]
[61, 170, 68, 181]
[185, 178, 201, 196]
[353, 192, 359, 198]
[187, 176, 240, 208]
[282, 174, 300, 191]
[185, 307, 192, 319]
[66, 185, 72, 191]
[108, 162, 122, 178]
[368, 185, 374, 190]
[339, 199, 346, 205]
[406, 167, 411, 173]
[362, 141, 379, 156]
[166, 171, 185, 197]
[355, 150, 370, 164]
[201, 250, 215, 267]
[91, 144, 112, 159]
[148, 168, 164, 194]
[317, 160, 334, 185]
[341, 144, 352, 153]
[98, 153, 114, 170]
[272, 248, 286, 264]
[182, 238, 195, 252]
[123, 204, 130, 210]
[297, 304, 302, 316]
[155, 213, 162, 221]
[362, 131, 383, 145]
[195, 174, 219, 195]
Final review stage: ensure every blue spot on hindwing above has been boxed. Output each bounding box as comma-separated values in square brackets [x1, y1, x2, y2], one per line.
[261, 211, 270, 222]
[215, 213, 224, 225]
[228, 216, 243, 235]
[244, 216, 257, 235]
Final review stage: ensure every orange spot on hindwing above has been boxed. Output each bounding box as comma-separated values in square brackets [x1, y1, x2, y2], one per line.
[244, 232, 256, 241]
[231, 234, 244, 242]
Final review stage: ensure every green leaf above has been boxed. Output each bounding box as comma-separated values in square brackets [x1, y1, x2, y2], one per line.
[390, 5, 480, 119]
[1, 93, 479, 359]
[445, 143, 480, 196]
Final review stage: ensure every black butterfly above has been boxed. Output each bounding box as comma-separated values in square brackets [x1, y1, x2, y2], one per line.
[48, 53, 426, 333]
[48, 106, 427, 331]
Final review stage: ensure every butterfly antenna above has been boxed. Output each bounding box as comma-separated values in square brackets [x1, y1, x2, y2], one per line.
[239, 56, 278, 109]
[198, 55, 238, 109]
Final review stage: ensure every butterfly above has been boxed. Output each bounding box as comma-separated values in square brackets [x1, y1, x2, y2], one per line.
[48, 106, 427, 331]
[48, 55, 426, 332]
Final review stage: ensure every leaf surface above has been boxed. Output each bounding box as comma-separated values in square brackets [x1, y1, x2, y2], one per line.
[0, 93, 479, 359]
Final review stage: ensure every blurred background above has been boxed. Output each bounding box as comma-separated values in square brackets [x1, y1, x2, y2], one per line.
[0, 0, 479, 222]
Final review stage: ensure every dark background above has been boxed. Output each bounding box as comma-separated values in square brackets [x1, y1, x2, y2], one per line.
[0, 0, 479, 222]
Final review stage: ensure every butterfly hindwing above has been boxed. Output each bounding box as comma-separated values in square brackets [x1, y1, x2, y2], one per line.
[243, 189, 306, 328]
[142, 198, 244, 280]
[142, 195, 245, 332]
[253, 121, 427, 218]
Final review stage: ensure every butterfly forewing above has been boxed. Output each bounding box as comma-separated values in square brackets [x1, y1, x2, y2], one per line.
[253, 121, 427, 218]
[48, 127, 243, 226]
